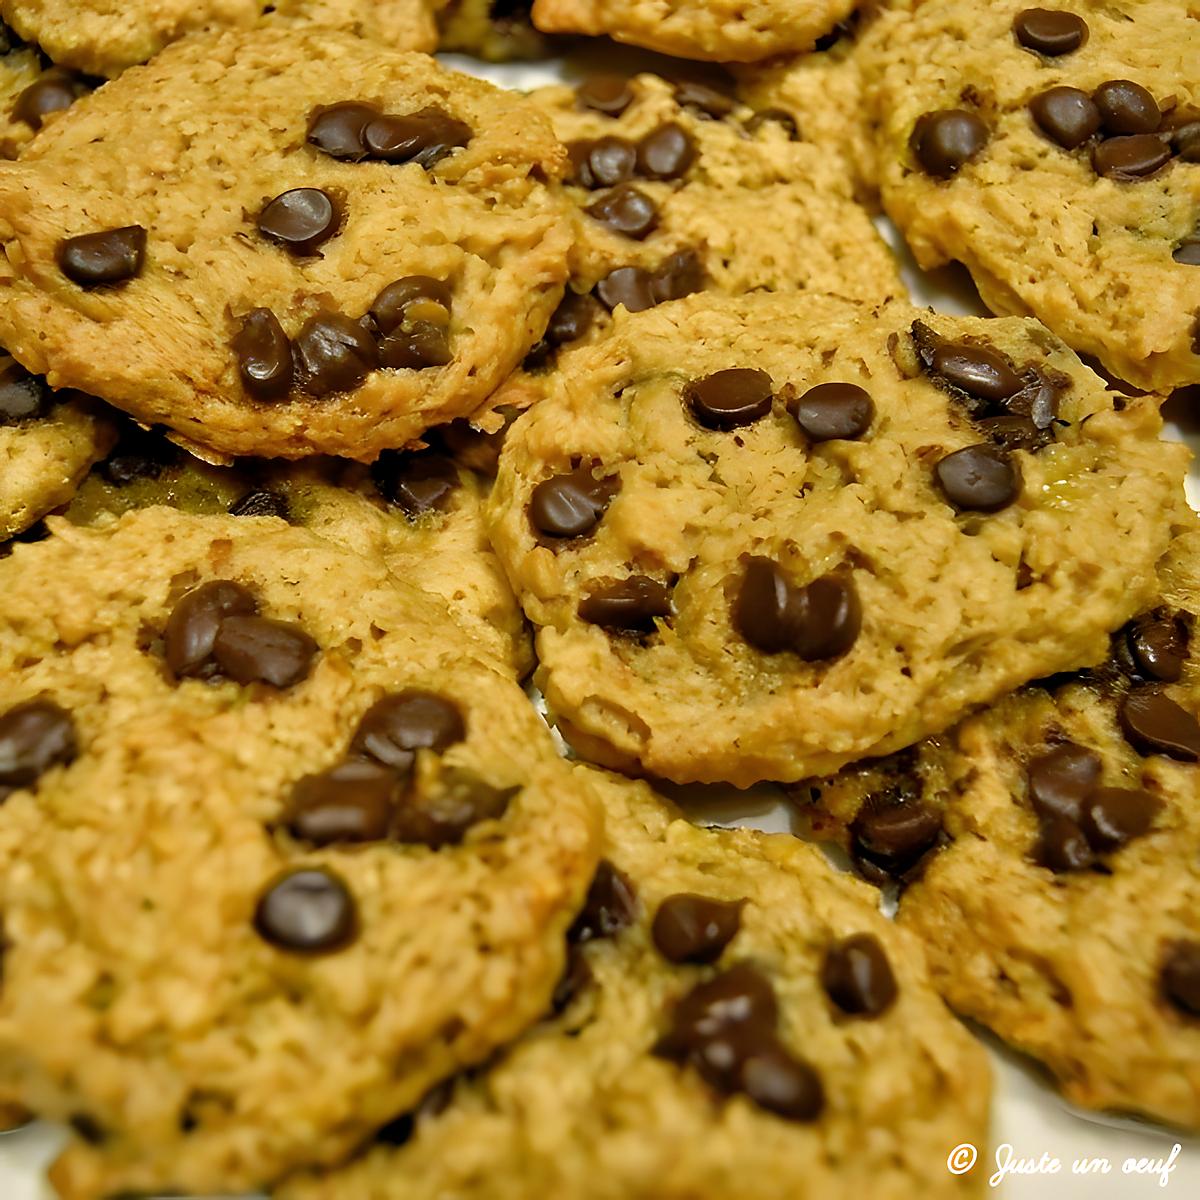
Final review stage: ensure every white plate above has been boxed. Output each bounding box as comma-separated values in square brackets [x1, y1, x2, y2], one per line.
[3, 43, 1198, 1200]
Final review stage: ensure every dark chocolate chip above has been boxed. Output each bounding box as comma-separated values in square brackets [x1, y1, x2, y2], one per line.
[544, 290, 601, 347]
[378, 322, 452, 370]
[97, 424, 179, 484]
[1030, 86, 1101, 150]
[57, 226, 146, 287]
[581, 136, 638, 187]
[529, 464, 619, 538]
[929, 343, 1023, 403]
[0, 699, 77, 790]
[1037, 816, 1095, 873]
[743, 107, 799, 139]
[1027, 743, 1101, 823]
[569, 860, 638, 943]
[578, 575, 672, 632]
[652, 894, 742, 964]
[371, 450, 460, 516]
[233, 308, 294, 402]
[974, 414, 1053, 452]
[286, 760, 399, 844]
[737, 1041, 824, 1122]
[1093, 80, 1161, 135]
[362, 107, 472, 167]
[636, 122, 696, 180]
[658, 962, 778, 1052]
[163, 580, 258, 679]
[585, 183, 659, 239]
[934, 444, 1021, 513]
[685, 368, 773, 431]
[594, 265, 656, 314]
[821, 933, 897, 1017]
[912, 109, 989, 178]
[1175, 239, 1200, 267]
[307, 101, 378, 160]
[1162, 941, 1200, 1016]
[1080, 786, 1162, 852]
[0, 360, 48, 423]
[210, 615, 318, 688]
[390, 767, 516, 847]
[1118, 689, 1200, 761]
[1172, 121, 1200, 162]
[673, 80, 734, 119]
[576, 75, 634, 116]
[227, 489, 291, 520]
[850, 800, 941, 880]
[350, 690, 465, 774]
[1092, 134, 1171, 180]
[650, 248, 705, 303]
[733, 558, 861, 661]
[790, 382, 873, 442]
[253, 867, 357, 954]
[370, 276, 453, 334]
[258, 188, 340, 255]
[12, 67, 87, 130]
[1126, 610, 1190, 682]
[1013, 9, 1088, 56]
[294, 312, 378, 397]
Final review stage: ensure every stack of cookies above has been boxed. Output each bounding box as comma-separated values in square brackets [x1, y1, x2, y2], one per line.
[0, 2, 1196, 1197]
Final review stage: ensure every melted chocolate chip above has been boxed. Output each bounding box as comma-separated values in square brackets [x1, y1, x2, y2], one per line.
[652, 894, 743, 964]
[1119, 689, 1200, 762]
[738, 1041, 824, 1121]
[974, 414, 1053, 452]
[307, 101, 378, 160]
[790, 382, 873, 442]
[57, 226, 146, 287]
[821, 933, 897, 1017]
[1080, 786, 1162, 852]
[569, 860, 637, 943]
[636, 122, 696, 180]
[350, 690, 465, 774]
[650, 248, 706, 303]
[0, 360, 48, 423]
[659, 963, 778, 1050]
[362, 107, 472, 167]
[1037, 816, 1095, 873]
[934, 444, 1020, 513]
[371, 450, 459, 516]
[286, 760, 398, 844]
[685, 368, 773, 430]
[1027, 743, 1101, 823]
[673, 80, 734, 119]
[1173, 122, 1200, 162]
[574, 136, 637, 188]
[529, 464, 620, 538]
[586, 184, 659, 240]
[370, 276, 452, 334]
[743, 107, 799, 139]
[253, 867, 357, 954]
[294, 313, 378, 397]
[928, 342, 1023, 403]
[1092, 134, 1171, 180]
[576, 75, 635, 116]
[391, 767, 516, 847]
[594, 266, 656, 313]
[210, 615, 318, 688]
[1125, 610, 1190, 682]
[0, 699, 77, 790]
[1030, 86, 1101, 150]
[1093, 80, 1161, 136]
[912, 109, 989, 178]
[1013, 9, 1088, 56]
[733, 558, 861, 661]
[543, 290, 601, 347]
[13, 68, 87, 130]
[164, 580, 258, 679]
[850, 799, 941, 881]
[1175, 238, 1200, 267]
[1162, 941, 1200, 1016]
[233, 308, 294, 402]
[228, 489, 291, 520]
[578, 576, 672, 632]
[258, 188, 340, 255]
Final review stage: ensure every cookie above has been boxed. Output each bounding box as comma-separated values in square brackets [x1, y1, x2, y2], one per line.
[0, 0, 437, 76]
[529, 0, 856, 63]
[485, 291, 1189, 786]
[0, 19, 92, 158]
[859, 0, 1200, 392]
[0, 506, 601, 1199]
[0, 354, 113, 540]
[798, 528, 1200, 1128]
[438, 0, 549, 61]
[0, 29, 572, 461]
[281, 768, 990, 1200]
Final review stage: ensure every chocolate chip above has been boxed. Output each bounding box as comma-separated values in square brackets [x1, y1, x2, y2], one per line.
[544, 290, 601, 347]
[652, 894, 742, 964]
[98, 424, 179, 484]
[1175, 239, 1200, 266]
[258, 188, 340, 255]
[0, 360, 48, 423]
[12, 67, 87, 130]
[391, 767, 516, 847]
[362, 107, 472, 168]
[0, 699, 77, 790]
[57, 226, 146, 287]
[1080, 786, 1162, 852]
[211, 615, 318, 688]
[370, 276, 453, 334]
[378, 323, 452, 370]
[552, 944, 593, 1011]
[1030, 86, 1101, 150]
[822, 933, 897, 1018]
[578, 576, 672, 632]
[733, 558, 861, 661]
[659, 963, 778, 1051]
[673, 80, 734, 119]
[1037, 816, 1096, 873]
[586, 184, 659, 239]
[1094, 80, 1161, 135]
[790, 382, 873, 442]
[253, 867, 357, 954]
[1013, 9, 1088, 55]
[164, 580, 259, 678]
[294, 313, 378, 397]
[934, 444, 1020, 513]
[1126, 610, 1190, 682]
[912, 109, 989, 178]
[228, 489, 291, 520]
[233, 308, 294, 402]
[1172, 122, 1200, 162]
[850, 800, 941, 880]
[650, 248, 705, 302]
[974, 414, 1053, 452]
[744, 108, 799, 139]
[1119, 689, 1200, 761]
[636, 122, 695, 180]
[1092, 134, 1171, 180]
[594, 266, 656, 314]
[569, 860, 638, 943]
[1162, 941, 1200, 1016]
[1027, 743, 1101, 823]
[575, 136, 637, 188]
[928, 342, 1022, 403]
[685, 368, 773, 431]
[737, 1041, 824, 1122]
[576, 75, 634, 116]
[286, 760, 398, 844]
[350, 690, 465, 774]
[371, 450, 459, 516]
[529, 464, 619, 538]
[307, 101, 378, 160]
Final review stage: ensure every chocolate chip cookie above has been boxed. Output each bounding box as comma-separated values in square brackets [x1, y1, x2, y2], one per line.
[0, 506, 601, 1198]
[859, 0, 1200, 392]
[486, 291, 1188, 785]
[0, 29, 572, 461]
[530, 0, 857, 63]
[281, 768, 990, 1200]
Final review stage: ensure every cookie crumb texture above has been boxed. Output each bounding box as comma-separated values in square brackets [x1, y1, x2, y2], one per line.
[0, 507, 600, 1198]
[861, 0, 1200, 392]
[283, 771, 989, 1200]
[0, 29, 572, 461]
[487, 292, 1188, 785]
[530, 0, 856, 62]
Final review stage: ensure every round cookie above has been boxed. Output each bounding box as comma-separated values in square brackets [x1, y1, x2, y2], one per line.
[529, 0, 857, 63]
[281, 768, 990, 1200]
[486, 291, 1189, 785]
[798, 529, 1200, 1128]
[0, 354, 114, 540]
[438, 0, 549, 61]
[0, 507, 600, 1199]
[859, 0, 1200, 393]
[0, 28, 572, 461]
[0, 0, 438, 76]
